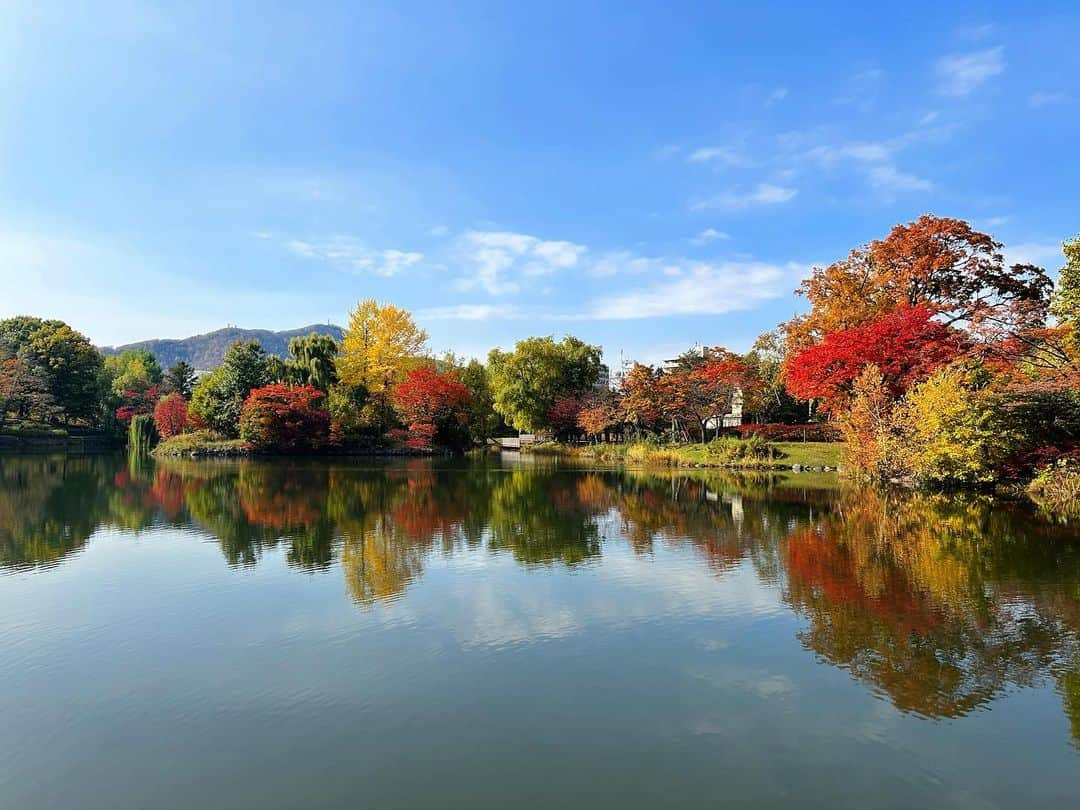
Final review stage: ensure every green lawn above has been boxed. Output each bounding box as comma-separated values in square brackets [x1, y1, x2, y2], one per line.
[770, 442, 845, 468]
[531, 439, 845, 470]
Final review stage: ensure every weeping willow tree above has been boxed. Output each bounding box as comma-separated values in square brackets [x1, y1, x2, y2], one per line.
[128, 413, 158, 455]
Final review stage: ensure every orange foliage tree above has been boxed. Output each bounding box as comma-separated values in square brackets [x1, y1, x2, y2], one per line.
[619, 363, 667, 435]
[787, 214, 1053, 351]
[662, 351, 751, 442]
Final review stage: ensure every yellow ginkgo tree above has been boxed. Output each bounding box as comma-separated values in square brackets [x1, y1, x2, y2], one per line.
[337, 300, 429, 427]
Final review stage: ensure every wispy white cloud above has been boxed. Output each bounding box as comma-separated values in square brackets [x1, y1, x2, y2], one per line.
[690, 183, 797, 211]
[588, 261, 793, 319]
[766, 87, 789, 106]
[936, 46, 1004, 96]
[1005, 241, 1063, 268]
[1029, 91, 1070, 108]
[587, 251, 653, 278]
[416, 303, 521, 321]
[427, 224, 451, 237]
[456, 230, 587, 294]
[691, 228, 732, 245]
[805, 141, 893, 165]
[286, 237, 422, 276]
[867, 165, 933, 193]
[687, 146, 754, 167]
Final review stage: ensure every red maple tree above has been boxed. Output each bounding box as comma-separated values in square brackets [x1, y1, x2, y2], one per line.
[392, 367, 471, 450]
[784, 306, 968, 414]
[115, 384, 160, 426]
[152, 393, 190, 438]
[239, 384, 330, 452]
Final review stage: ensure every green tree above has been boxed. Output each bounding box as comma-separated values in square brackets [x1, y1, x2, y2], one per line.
[1055, 235, 1079, 349]
[440, 353, 501, 441]
[104, 349, 163, 398]
[0, 317, 105, 424]
[189, 366, 232, 435]
[286, 333, 339, 391]
[487, 335, 601, 432]
[189, 340, 271, 436]
[163, 360, 197, 398]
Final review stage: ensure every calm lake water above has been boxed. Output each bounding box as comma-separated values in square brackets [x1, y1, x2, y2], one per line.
[1, 454, 1079, 808]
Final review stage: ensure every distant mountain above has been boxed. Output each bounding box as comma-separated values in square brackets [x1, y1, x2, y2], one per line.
[100, 324, 345, 371]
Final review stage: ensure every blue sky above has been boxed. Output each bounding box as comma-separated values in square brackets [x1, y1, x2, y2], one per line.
[2, 1, 1077, 366]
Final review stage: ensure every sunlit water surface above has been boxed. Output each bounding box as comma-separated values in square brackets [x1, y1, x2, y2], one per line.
[1, 454, 1079, 808]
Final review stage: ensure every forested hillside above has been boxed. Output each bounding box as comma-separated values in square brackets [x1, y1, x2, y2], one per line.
[100, 324, 344, 370]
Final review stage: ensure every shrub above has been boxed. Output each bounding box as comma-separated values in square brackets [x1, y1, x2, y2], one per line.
[900, 363, 1010, 486]
[1027, 457, 1080, 520]
[405, 421, 438, 451]
[706, 435, 777, 462]
[734, 423, 842, 442]
[239, 384, 330, 453]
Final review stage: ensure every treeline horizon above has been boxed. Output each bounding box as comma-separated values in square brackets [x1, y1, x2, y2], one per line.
[2, 213, 1077, 492]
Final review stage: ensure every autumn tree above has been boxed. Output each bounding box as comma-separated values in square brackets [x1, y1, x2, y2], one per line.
[662, 349, 749, 443]
[153, 393, 191, 438]
[787, 215, 1053, 351]
[339, 300, 427, 397]
[0, 351, 60, 424]
[163, 360, 196, 398]
[239, 384, 330, 452]
[547, 394, 587, 441]
[487, 335, 602, 432]
[392, 367, 472, 450]
[115, 384, 161, 426]
[837, 366, 905, 481]
[900, 363, 1009, 485]
[785, 306, 968, 414]
[619, 362, 667, 435]
[577, 395, 622, 439]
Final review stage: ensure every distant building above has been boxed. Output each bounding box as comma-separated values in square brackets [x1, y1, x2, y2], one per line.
[594, 364, 610, 392]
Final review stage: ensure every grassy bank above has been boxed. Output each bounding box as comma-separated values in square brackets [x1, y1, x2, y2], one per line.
[152, 431, 250, 458]
[1026, 460, 1080, 521]
[524, 438, 844, 470]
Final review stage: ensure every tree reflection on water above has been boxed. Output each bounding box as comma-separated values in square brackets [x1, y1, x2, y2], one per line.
[1, 453, 1078, 744]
